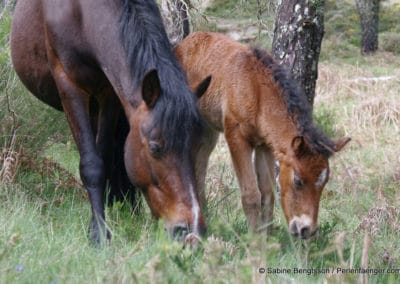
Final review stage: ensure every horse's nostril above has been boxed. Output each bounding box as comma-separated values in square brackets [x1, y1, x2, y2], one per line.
[172, 224, 189, 241]
[289, 222, 299, 237]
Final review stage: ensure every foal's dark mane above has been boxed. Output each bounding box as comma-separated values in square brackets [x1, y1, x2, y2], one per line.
[119, 0, 202, 153]
[251, 47, 335, 157]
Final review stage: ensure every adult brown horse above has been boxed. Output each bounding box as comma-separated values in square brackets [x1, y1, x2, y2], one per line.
[11, 0, 211, 245]
[175, 32, 351, 239]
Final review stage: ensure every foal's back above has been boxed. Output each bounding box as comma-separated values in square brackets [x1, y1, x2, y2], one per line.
[175, 32, 275, 133]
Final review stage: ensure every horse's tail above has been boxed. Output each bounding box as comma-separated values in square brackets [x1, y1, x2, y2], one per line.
[107, 112, 141, 211]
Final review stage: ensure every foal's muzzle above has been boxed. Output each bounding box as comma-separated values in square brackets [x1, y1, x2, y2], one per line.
[289, 216, 317, 239]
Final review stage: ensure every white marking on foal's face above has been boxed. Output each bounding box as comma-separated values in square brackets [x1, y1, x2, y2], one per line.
[275, 160, 281, 198]
[315, 168, 328, 189]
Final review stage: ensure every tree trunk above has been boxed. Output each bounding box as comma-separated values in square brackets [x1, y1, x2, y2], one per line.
[160, 0, 191, 46]
[355, 0, 379, 55]
[272, 0, 325, 106]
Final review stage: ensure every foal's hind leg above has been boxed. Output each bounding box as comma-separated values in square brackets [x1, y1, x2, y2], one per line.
[254, 145, 275, 233]
[224, 122, 261, 230]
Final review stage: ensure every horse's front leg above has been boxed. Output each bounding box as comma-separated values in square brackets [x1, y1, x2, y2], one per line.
[224, 120, 261, 230]
[49, 63, 110, 245]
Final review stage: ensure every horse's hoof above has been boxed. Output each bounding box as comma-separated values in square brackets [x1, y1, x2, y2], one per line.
[88, 221, 111, 247]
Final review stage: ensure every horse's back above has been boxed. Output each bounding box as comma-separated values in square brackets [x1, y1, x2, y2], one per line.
[11, 0, 62, 110]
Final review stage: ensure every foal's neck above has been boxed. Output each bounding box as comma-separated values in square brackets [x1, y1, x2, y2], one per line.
[257, 84, 301, 159]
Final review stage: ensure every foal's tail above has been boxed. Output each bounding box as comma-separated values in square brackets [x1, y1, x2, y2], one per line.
[107, 113, 141, 211]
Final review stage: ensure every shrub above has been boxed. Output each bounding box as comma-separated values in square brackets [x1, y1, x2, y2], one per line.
[380, 32, 400, 54]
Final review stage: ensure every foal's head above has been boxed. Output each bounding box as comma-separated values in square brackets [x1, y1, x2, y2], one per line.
[122, 70, 210, 244]
[277, 136, 350, 239]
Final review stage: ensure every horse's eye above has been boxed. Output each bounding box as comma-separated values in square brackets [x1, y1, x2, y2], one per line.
[149, 141, 163, 158]
[294, 174, 303, 189]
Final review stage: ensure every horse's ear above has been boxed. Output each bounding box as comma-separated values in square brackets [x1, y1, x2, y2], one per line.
[194, 75, 212, 98]
[292, 136, 308, 157]
[334, 137, 351, 152]
[142, 69, 161, 108]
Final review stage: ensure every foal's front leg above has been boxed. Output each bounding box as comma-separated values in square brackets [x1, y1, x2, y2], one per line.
[254, 146, 275, 232]
[224, 122, 261, 230]
[193, 127, 219, 209]
[50, 64, 109, 245]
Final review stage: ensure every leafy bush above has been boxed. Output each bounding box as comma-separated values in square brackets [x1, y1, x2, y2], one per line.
[380, 32, 400, 54]
[379, 4, 400, 33]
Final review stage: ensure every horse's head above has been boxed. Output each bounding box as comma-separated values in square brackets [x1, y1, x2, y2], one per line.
[122, 69, 211, 245]
[277, 136, 350, 239]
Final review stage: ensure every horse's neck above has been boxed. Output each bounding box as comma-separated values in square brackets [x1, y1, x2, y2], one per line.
[72, 2, 131, 98]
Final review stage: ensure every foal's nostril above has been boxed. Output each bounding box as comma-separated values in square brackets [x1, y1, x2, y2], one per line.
[289, 220, 313, 239]
[172, 224, 189, 241]
[300, 226, 311, 239]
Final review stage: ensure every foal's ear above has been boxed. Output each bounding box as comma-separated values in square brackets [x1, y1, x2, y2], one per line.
[142, 69, 161, 108]
[334, 137, 351, 152]
[194, 75, 212, 98]
[291, 136, 309, 157]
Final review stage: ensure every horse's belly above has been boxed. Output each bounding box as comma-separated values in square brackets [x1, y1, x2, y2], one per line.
[11, 0, 62, 110]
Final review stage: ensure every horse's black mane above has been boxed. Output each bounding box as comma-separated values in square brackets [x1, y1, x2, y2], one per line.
[119, 0, 202, 153]
[251, 47, 335, 158]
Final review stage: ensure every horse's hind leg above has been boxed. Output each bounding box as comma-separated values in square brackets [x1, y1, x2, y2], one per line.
[95, 94, 139, 210]
[224, 121, 261, 230]
[254, 145, 275, 233]
[92, 92, 120, 204]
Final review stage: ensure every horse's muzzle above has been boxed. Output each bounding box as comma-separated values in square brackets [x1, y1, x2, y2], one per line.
[167, 223, 203, 249]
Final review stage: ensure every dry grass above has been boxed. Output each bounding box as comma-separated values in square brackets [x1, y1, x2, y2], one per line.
[314, 52, 400, 276]
[0, 91, 20, 184]
[316, 52, 400, 191]
[0, 147, 20, 184]
[358, 204, 400, 237]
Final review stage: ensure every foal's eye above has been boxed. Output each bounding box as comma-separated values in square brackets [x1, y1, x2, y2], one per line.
[149, 141, 163, 158]
[293, 174, 303, 189]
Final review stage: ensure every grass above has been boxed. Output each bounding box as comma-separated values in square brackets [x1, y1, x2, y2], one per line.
[1, 1, 400, 283]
